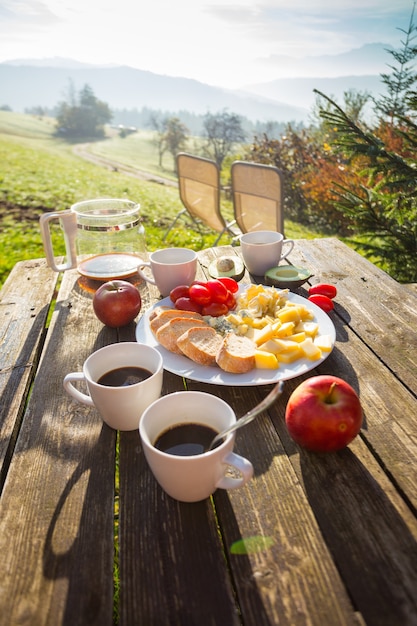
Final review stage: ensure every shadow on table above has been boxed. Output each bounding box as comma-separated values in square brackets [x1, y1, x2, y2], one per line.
[300, 447, 417, 625]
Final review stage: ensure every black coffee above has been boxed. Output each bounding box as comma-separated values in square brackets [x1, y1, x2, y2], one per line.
[154, 423, 220, 456]
[97, 366, 152, 387]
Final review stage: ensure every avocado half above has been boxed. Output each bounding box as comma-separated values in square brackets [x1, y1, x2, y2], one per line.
[264, 265, 312, 290]
[208, 256, 245, 281]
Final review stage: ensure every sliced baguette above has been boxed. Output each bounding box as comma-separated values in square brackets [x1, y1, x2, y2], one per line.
[177, 326, 223, 366]
[216, 333, 256, 374]
[156, 317, 208, 354]
[150, 308, 204, 336]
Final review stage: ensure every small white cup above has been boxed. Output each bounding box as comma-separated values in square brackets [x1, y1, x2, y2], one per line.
[239, 230, 294, 276]
[64, 343, 163, 431]
[137, 248, 197, 296]
[139, 391, 254, 502]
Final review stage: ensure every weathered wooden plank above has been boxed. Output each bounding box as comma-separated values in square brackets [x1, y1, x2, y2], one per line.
[118, 372, 241, 625]
[312, 312, 417, 507]
[182, 381, 357, 626]
[0, 259, 59, 480]
[288, 238, 417, 393]
[0, 268, 117, 626]
[193, 245, 417, 624]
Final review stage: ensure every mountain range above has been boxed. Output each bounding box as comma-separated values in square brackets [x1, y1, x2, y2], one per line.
[0, 44, 390, 124]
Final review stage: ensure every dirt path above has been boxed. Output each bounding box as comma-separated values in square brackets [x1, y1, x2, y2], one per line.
[73, 144, 178, 188]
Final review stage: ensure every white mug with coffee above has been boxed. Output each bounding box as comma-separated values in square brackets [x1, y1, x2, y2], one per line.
[137, 248, 197, 297]
[239, 230, 294, 276]
[139, 391, 254, 502]
[64, 342, 163, 431]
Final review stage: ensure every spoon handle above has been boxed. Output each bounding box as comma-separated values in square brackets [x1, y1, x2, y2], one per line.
[208, 380, 284, 451]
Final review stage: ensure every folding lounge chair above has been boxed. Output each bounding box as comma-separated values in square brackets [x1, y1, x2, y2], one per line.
[231, 161, 284, 234]
[164, 152, 237, 245]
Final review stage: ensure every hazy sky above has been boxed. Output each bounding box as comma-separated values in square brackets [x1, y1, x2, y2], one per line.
[0, 0, 414, 87]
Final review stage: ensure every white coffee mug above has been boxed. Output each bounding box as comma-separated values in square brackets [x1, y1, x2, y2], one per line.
[239, 230, 294, 276]
[139, 391, 254, 502]
[64, 343, 163, 431]
[137, 248, 197, 296]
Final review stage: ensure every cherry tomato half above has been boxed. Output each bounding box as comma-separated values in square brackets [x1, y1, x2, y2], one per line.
[225, 290, 237, 310]
[308, 283, 337, 299]
[175, 297, 202, 314]
[308, 294, 334, 313]
[169, 285, 190, 304]
[216, 277, 239, 294]
[206, 279, 229, 304]
[201, 302, 229, 317]
[189, 283, 212, 306]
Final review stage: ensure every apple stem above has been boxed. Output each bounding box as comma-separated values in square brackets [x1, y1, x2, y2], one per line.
[325, 381, 337, 404]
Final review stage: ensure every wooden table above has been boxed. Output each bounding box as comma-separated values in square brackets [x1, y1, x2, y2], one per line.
[0, 238, 416, 626]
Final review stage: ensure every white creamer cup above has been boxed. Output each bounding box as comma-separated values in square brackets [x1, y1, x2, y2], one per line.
[137, 248, 197, 296]
[139, 391, 254, 502]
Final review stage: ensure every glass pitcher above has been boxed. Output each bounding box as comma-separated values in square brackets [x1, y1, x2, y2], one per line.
[40, 198, 146, 280]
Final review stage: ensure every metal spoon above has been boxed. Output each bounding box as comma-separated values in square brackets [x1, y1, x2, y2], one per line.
[207, 380, 284, 451]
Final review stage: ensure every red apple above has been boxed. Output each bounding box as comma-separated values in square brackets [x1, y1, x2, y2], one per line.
[285, 375, 363, 452]
[93, 280, 141, 328]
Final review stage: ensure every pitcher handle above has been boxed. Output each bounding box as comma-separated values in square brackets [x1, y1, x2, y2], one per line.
[39, 210, 78, 272]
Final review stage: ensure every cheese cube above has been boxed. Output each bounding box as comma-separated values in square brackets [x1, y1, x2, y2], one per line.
[275, 347, 303, 363]
[254, 350, 279, 369]
[254, 320, 281, 346]
[295, 321, 319, 337]
[300, 338, 322, 360]
[277, 307, 301, 324]
[314, 334, 333, 352]
[274, 321, 295, 337]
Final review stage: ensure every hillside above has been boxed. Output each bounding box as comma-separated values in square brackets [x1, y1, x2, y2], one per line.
[0, 64, 308, 123]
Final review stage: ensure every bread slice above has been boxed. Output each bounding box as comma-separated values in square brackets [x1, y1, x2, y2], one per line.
[156, 317, 208, 354]
[149, 308, 204, 336]
[216, 333, 256, 374]
[177, 327, 223, 366]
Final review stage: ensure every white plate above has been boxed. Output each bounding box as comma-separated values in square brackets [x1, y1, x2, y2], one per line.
[135, 290, 336, 386]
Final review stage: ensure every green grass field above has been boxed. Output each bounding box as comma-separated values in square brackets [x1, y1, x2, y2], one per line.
[0, 110, 326, 288]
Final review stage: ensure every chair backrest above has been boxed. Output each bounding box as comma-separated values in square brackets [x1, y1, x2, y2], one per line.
[176, 152, 227, 233]
[231, 161, 284, 234]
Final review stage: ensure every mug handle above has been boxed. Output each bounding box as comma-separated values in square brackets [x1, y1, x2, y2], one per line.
[216, 452, 254, 490]
[137, 262, 156, 286]
[280, 239, 294, 261]
[39, 210, 78, 272]
[63, 373, 94, 407]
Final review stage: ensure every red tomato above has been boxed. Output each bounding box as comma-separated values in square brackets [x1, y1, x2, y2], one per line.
[201, 302, 229, 317]
[169, 285, 190, 304]
[225, 290, 236, 310]
[175, 297, 202, 314]
[216, 277, 239, 293]
[308, 294, 334, 313]
[308, 283, 337, 299]
[189, 283, 212, 306]
[206, 279, 228, 303]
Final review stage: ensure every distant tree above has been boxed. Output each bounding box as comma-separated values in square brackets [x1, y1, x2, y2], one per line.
[55, 82, 112, 139]
[376, 5, 417, 124]
[148, 112, 168, 166]
[203, 110, 246, 168]
[0, 105, 12, 112]
[163, 117, 189, 169]
[313, 7, 417, 282]
[148, 114, 188, 169]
